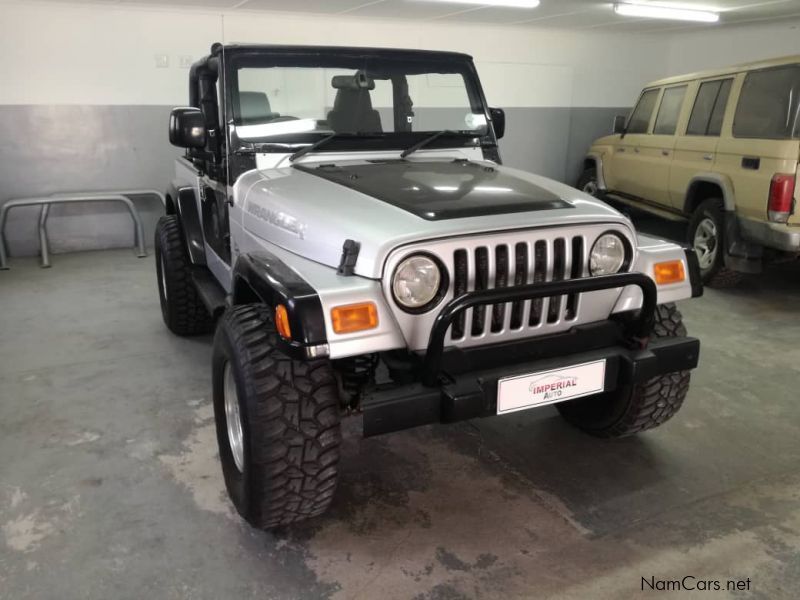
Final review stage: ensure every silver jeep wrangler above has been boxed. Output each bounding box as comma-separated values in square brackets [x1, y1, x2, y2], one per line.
[156, 43, 702, 530]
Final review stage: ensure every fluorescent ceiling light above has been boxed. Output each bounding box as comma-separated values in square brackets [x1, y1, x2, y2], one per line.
[421, 0, 540, 8]
[614, 2, 720, 23]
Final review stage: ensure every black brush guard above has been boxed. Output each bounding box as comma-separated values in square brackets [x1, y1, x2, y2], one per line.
[362, 272, 701, 437]
[422, 272, 657, 385]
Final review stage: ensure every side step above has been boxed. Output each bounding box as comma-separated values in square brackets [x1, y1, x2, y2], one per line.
[604, 193, 688, 222]
[190, 268, 228, 317]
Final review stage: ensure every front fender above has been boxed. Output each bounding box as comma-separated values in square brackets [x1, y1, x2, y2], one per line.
[613, 234, 703, 313]
[231, 253, 328, 356]
[586, 144, 615, 191]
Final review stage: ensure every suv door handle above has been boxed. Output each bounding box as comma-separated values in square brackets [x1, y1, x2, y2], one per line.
[662, 150, 670, 156]
[703, 154, 713, 161]
[634, 147, 640, 154]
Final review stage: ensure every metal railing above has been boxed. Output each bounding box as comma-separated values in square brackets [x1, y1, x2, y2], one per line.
[0, 190, 165, 269]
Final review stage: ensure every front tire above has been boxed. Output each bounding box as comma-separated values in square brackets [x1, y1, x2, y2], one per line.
[154, 215, 213, 335]
[687, 199, 742, 288]
[212, 305, 342, 529]
[557, 304, 690, 438]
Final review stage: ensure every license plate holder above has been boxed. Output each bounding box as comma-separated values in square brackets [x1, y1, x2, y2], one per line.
[497, 359, 607, 415]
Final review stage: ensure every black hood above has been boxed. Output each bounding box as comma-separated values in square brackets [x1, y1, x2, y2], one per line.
[293, 159, 573, 221]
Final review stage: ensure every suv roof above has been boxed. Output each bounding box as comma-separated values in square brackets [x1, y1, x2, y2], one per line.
[205, 43, 474, 62]
[648, 53, 800, 88]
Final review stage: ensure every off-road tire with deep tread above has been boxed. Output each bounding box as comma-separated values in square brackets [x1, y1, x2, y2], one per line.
[155, 215, 213, 335]
[557, 303, 691, 438]
[212, 304, 342, 529]
[687, 198, 743, 288]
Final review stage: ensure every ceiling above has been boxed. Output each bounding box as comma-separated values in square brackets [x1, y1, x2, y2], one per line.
[27, 0, 800, 32]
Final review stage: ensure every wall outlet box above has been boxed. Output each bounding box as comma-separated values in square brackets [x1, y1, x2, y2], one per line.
[154, 54, 169, 68]
[179, 55, 193, 69]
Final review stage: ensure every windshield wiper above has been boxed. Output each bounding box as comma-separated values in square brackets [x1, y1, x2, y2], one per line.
[289, 132, 338, 162]
[289, 132, 384, 162]
[400, 130, 474, 159]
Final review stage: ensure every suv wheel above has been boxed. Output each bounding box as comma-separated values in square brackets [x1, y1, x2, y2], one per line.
[577, 167, 600, 197]
[557, 303, 690, 438]
[212, 305, 342, 529]
[687, 199, 742, 288]
[154, 215, 213, 335]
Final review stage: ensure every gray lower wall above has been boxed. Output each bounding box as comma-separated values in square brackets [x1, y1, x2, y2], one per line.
[0, 104, 627, 258]
[0, 105, 179, 258]
[500, 106, 628, 184]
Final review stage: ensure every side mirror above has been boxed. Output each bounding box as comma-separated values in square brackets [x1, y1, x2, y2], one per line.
[169, 107, 206, 149]
[613, 114, 627, 135]
[490, 107, 506, 140]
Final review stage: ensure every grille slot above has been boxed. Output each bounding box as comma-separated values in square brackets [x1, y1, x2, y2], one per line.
[565, 236, 584, 320]
[452, 249, 468, 340]
[509, 242, 528, 330]
[451, 235, 588, 341]
[471, 247, 489, 336]
[529, 240, 547, 327]
[491, 245, 509, 333]
[547, 238, 566, 323]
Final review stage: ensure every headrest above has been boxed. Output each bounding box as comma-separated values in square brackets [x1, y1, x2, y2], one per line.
[332, 73, 375, 91]
[239, 91, 272, 120]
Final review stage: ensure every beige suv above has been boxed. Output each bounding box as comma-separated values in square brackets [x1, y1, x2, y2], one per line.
[582, 55, 799, 286]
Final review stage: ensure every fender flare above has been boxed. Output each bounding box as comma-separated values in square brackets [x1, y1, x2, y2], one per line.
[683, 174, 762, 270]
[231, 253, 328, 355]
[168, 184, 206, 266]
[585, 153, 608, 191]
[684, 173, 736, 213]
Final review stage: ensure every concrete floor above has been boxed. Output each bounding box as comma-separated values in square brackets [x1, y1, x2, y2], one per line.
[1, 240, 800, 599]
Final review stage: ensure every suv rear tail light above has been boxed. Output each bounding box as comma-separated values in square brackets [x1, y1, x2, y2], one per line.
[768, 173, 796, 223]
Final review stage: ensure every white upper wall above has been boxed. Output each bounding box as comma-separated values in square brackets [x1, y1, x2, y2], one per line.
[666, 18, 800, 76]
[0, 1, 667, 108]
[1, 1, 797, 109]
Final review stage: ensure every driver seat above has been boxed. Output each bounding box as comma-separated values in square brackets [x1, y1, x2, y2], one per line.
[327, 76, 382, 134]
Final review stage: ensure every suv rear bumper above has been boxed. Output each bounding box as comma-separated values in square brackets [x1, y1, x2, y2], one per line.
[739, 217, 800, 252]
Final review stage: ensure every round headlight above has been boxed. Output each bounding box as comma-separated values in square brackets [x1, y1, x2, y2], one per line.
[392, 255, 442, 310]
[590, 233, 627, 276]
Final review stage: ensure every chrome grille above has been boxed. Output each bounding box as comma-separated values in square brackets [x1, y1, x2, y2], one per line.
[450, 236, 586, 342]
[382, 224, 635, 352]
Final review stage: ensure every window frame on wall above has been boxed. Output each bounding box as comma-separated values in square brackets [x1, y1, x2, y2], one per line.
[653, 84, 688, 136]
[686, 77, 734, 137]
[626, 88, 661, 135]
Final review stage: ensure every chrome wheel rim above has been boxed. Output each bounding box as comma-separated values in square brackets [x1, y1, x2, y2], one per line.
[693, 217, 719, 270]
[582, 180, 599, 197]
[159, 253, 168, 303]
[223, 362, 245, 473]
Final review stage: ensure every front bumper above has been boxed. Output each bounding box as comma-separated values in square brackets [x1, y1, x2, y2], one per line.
[739, 217, 800, 253]
[363, 332, 700, 437]
[362, 272, 701, 437]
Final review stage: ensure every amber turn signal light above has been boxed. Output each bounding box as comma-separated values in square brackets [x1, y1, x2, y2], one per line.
[654, 260, 686, 285]
[275, 304, 292, 340]
[331, 302, 378, 334]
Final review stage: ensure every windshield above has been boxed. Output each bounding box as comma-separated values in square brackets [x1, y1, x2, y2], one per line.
[227, 53, 489, 146]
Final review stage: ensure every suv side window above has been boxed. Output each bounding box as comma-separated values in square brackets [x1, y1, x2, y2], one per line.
[626, 89, 660, 134]
[733, 65, 800, 139]
[687, 79, 733, 136]
[654, 85, 687, 135]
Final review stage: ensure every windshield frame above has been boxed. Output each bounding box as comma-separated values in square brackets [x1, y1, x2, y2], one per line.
[221, 46, 499, 155]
